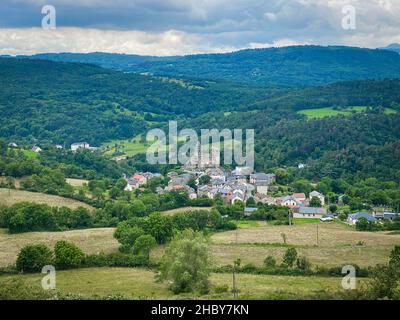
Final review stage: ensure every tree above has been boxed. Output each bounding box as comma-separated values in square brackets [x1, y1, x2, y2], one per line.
[283, 247, 298, 268]
[198, 175, 211, 185]
[246, 197, 256, 207]
[158, 229, 211, 294]
[16, 245, 53, 272]
[109, 187, 121, 199]
[329, 204, 338, 214]
[309, 196, 322, 207]
[134, 235, 157, 260]
[115, 178, 128, 190]
[290, 179, 312, 196]
[355, 217, 370, 231]
[54, 241, 85, 269]
[130, 200, 147, 217]
[113, 222, 145, 252]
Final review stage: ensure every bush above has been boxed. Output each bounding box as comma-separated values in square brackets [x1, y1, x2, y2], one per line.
[296, 256, 312, 272]
[16, 245, 53, 273]
[54, 241, 85, 269]
[0, 278, 53, 300]
[83, 252, 150, 268]
[213, 284, 229, 294]
[283, 247, 298, 268]
[263, 256, 277, 268]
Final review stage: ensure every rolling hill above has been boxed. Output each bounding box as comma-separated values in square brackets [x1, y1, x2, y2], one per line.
[0, 57, 277, 146]
[15, 45, 400, 86]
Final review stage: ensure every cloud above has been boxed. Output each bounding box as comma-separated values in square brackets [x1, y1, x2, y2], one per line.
[0, 0, 400, 55]
[0, 27, 239, 56]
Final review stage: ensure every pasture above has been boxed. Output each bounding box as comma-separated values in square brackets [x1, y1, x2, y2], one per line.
[209, 222, 400, 267]
[0, 189, 94, 210]
[0, 267, 346, 300]
[0, 228, 118, 267]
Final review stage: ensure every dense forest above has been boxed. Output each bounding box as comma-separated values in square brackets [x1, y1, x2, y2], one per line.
[0, 58, 277, 145]
[16, 46, 400, 86]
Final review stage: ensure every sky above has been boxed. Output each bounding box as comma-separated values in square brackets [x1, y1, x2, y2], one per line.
[0, 0, 399, 56]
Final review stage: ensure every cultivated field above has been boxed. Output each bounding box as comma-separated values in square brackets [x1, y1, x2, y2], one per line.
[0, 189, 93, 210]
[209, 222, 400, 267]
[0, 228, 118, 267]
[2, 221, 399, 269]
[161, 206, 213, 216]
[66, 178, 89, 187]
[0, 267, 346, 300]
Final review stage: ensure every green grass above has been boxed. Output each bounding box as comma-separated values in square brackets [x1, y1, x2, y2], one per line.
[102, 135, 148, 157]
[384, 108, 397, 115]
[236, 220, 262, 228]
[20, 149, 38, 158]
[298, 106, 398, 119]
[293, 218, 320, 225]
[297, 107, 367, 119]
[0, 267, 348, 300]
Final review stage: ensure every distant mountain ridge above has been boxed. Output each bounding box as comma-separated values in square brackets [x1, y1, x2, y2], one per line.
[381, 43, 400, 54]
[13, 45, 400, 86]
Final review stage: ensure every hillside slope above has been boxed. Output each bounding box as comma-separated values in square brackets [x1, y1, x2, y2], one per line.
[18, 46, 400, 86]
[0, 58, 276, 145]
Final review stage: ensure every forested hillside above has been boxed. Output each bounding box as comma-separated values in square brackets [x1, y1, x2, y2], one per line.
[0, 58, 276, 145]
[17, 46, 400, 86]
[184, 109, 400, 182]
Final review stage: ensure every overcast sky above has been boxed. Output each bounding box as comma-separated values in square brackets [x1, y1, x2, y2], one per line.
[0, 0, 399, 56]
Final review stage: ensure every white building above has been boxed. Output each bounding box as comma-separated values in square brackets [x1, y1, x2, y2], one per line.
[71, 142, 90, 152]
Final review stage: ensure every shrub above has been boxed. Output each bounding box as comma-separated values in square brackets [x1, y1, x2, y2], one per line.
[283, 247, 298, 268]
[16, 245, 53, 273]
[213, 284, 229, 294]
[263, 256, 277, 268]
[0, 278, 53, 300]
[54, 241, 85, 269]
[296, 256, 312, 272]
[83, 252, 149, 268]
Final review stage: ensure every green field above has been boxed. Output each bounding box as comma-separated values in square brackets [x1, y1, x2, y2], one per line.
[102, 135, 148, 158]
[297, 106, 397, 119]
[20, 149, 38, 158]
[298, 107, 366, 119]
[0, 267, 347, 300]
[1, 221, 398, 299]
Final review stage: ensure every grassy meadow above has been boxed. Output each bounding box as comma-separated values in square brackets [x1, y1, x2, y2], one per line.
[0, 267, 348, 300]
[0, 189, 93, 210]
[297, 106, 397, 119]
[1, 220, 399, 299]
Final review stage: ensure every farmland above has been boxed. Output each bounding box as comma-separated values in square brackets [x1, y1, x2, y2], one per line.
[1, 221, 399, 269]
[0, 228, 118, 267]
[101, 135, 148, 158]
[0, 189, 94, 210]
[297, 106, 397, 119]
[0, 267, 347, 300]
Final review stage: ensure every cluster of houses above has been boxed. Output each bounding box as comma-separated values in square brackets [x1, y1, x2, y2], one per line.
[123, 166, 332, 219]
[70, 142, 98, 152]
[347, 211, 399, 225]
